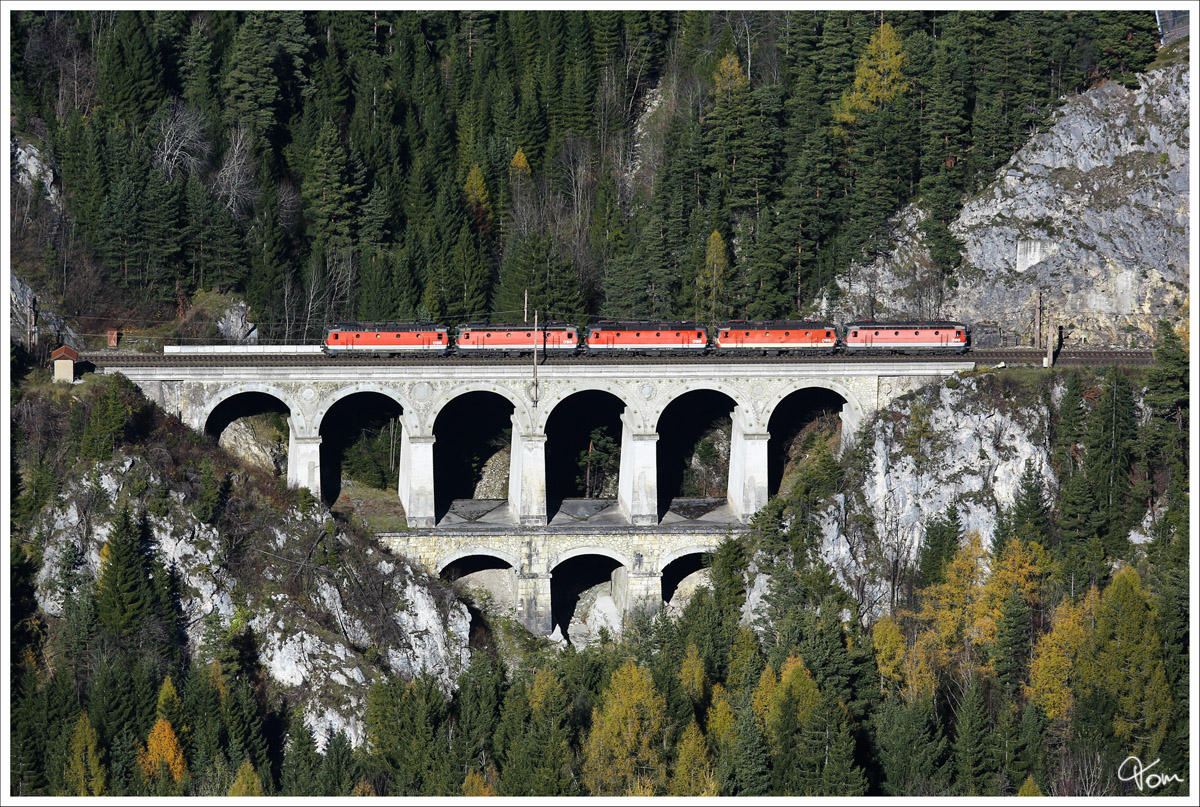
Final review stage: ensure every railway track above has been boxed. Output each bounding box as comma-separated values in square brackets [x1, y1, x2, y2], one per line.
[80, 347, 1156, 369]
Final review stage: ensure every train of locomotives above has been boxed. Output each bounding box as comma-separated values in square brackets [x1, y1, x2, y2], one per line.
[322, 319, 970, 357]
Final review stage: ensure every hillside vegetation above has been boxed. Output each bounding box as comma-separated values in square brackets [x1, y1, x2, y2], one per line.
[10, 10, 1160, 343]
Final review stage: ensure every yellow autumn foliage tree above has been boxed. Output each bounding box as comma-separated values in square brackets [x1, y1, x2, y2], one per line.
[1018, 774, 1044, 796]
[668, 720, 717, 796]
[705, 684, 737, 752]
[228, 758, 264, 796]
[462, 767, 497, 796]
[509, 147, 531, 180]
[834, 22, 910, 126]
[977, 538, 1052, 650]
[914, 531, 991, 676]
[1025, 588, 1097, 724]
[1076, 567, 1173, 757]
[582, 660, 668, 796]
[902, 635, 938, 702]
[138, 717, 189, 785]
[64, 711, 107, 796]
[765, 655, 821, 753]
[679, 642, 708, 705]
[750, 665, 777, 734]
[463, 163, 492, 234]
[872, 615, 906, 693]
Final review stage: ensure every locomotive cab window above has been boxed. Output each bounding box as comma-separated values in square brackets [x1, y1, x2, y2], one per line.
[696, 332, 703, 339]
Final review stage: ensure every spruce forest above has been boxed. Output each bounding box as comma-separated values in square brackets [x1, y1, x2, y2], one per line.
[8, 8, 1189, 800]
[10, 9, 1160, 337]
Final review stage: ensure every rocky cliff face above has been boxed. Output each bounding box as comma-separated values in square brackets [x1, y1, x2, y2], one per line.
[830, 54, 1189, 348]
[32, 451, 470, 750]
[815, 371, 1060, 615]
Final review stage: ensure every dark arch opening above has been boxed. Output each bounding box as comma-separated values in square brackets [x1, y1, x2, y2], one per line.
[767, 388, 846, 497]
[205, 392, 290, 440]
[318, 392, 403, 505]
[441, 555, 517, 648]
[550, 554, 623, 644]
[440, 555, 514, 581]
[661, 552, 712, 606]
[544, 390, 626, 521]
[656, 390, 737, 518]
[204, 392, 291, 476]
[433, 391, 515, 522]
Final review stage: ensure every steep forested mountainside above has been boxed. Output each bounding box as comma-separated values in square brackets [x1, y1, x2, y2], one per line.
[832, 39, 1189, 347]
[8, 10, 1163, 344]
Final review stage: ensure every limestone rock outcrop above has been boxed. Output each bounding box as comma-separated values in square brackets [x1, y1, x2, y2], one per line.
[32, 452, 470, 751]
[830, 57, 1189, 348]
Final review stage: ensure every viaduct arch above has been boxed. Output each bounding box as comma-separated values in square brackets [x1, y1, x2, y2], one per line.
[96, 352, 972, 636]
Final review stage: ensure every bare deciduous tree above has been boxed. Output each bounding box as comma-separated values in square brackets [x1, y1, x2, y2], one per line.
[277, 178, 302, 234]
[152, 98, 211, 180]
[210, 123, 258, 221]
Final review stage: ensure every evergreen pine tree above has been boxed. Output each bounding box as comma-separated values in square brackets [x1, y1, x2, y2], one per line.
[222, 12, 280, 136]
[318, 729, 357, 796]
[1083, 366, 1137, 550]
[1053, 371, 1086, 474]
[993, 588, 1032, 699]
[98, 12, 163, 129]
[918, 504, 962, 586]
[952, 678, 994, 796]
[794, 689, 867, 796]
[280, 710, 320, 796]
[1013, 700, 1048, 793]
[874, 695, 949, 796]
[95, 506, 150, 639]
[724, 697, 771, 796]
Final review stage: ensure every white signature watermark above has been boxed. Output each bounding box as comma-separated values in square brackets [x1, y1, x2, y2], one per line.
[1117, 756, 1184, 791]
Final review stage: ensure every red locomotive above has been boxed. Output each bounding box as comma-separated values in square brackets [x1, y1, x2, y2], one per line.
[320, 319, 973, 357]
[585, 321, 708, 354]
[455, 323, 579, 354]
[843, 321, 968, 354]
[323, 323, 449, 355]
[714, 320, 838, 355]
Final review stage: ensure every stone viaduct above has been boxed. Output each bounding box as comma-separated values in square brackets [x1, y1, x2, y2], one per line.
[96, 348, 973, 635]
